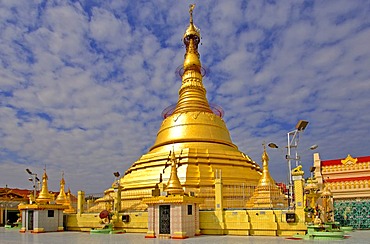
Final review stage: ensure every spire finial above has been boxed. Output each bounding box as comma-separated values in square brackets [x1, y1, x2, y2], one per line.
[173, 5, 213, 115]
[56, 170, 68, 205]
[165, 150, 184, 195]
[36, 168, 52, 204]
[262, 142, 269, 163]
[189, 4, 195, 23]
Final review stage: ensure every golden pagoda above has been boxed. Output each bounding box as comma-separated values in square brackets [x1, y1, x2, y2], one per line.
[246, 144, 287, 209]
[64, 188, 76, 214]
[35, 169, 53, 204]
[119, 4, 261, 210]
[164, 151, 185, 195]
[56, 172, 68, 205]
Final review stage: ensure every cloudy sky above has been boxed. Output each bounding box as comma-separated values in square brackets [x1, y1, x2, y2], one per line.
[1, 0, 369, 194]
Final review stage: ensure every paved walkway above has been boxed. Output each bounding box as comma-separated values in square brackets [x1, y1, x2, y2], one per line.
[1, 228, 370, 243]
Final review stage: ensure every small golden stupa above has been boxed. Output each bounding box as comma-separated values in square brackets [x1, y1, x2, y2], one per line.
[35, 169, 53, 204]
[246, 144, 287, 209]
[56, 172, 68, 205]
[64, 188, 76, 214]
[55, 172, 76, 213]
[164, 151, 185, 196]
[118, 5, 261, 210]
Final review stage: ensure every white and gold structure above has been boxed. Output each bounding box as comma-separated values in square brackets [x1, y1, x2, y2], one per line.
[18, 169, 67, 233]
[143, 149, 203, 239]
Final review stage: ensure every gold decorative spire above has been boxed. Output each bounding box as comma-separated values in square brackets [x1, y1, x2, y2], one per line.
[164, 151, 184, 195]
[189, 4, 195, 23]
[246, 144, 287, 209]
[259, 143, 274, 186]
[173, 3, 212, 115]
[64, 188, 76, 213]
[149, 4, 239, 151]
[36, 168, 52, 204]
[56, 172, 68, 205]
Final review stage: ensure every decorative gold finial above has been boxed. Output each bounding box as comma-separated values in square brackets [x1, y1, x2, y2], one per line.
[262, 142, 269, 163]
[56, 171, 68, 205]
[189, 4, 195, 23]
[173, 4, 213, 115]
[36, 168, 52, 204]
[165, 151, 184, 195]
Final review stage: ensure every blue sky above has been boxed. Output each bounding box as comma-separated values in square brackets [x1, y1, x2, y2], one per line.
[1, 0, 369, 194]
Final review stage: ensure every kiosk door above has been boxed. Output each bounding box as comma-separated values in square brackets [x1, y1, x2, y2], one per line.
[28, 211, 34, 230]
[159, 205, 170, 234]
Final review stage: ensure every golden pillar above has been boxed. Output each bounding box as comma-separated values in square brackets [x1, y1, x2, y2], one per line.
[77, 191, 85, 215]
[214, 169, 225, 233]
[292, 165, 305, 223]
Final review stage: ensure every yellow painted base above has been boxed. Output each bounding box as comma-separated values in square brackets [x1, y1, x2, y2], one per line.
[250, 230, 276, 236]
[32, 228, 44, 233]
[145, 231, 156, 238]
[277, 230, 306, 236]
[66, 209, 307, 236]
[66, 212, 148, 232]
[172, 231, 188, 239]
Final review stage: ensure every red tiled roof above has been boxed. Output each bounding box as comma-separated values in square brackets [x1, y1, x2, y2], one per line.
[322, 155, 370, 166]
[0, 188, 31, 198]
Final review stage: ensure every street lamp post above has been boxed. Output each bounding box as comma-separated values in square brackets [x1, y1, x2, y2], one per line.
[4, 185, 10, 226]
[112, 172, 121, 220]
[268, 120, 317, 209]
[26, 169, 39, 203]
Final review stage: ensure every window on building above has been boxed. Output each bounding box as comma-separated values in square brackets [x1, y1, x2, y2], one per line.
[48, 210, 54, 217]
[188, 205, 192, 215]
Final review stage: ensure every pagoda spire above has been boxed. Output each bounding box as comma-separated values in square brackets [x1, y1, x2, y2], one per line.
[246, 144, 287, 209]
[164, 151, 184, 195]
[259, 143, 275, 186]
[56, 172, 68, 205]
[173, 4, 213, 115]
[36, 168, 52, 204]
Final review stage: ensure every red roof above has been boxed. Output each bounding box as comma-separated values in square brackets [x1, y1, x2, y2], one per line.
[0, 188, 31, 198]
[322, 155, 370, 166]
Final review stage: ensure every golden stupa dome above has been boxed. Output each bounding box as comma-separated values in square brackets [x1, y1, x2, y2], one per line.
[119, 4, 261, 210]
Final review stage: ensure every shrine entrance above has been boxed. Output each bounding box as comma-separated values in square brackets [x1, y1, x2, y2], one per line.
[27, 210, 33, 230]
[159, 205, 170, 234]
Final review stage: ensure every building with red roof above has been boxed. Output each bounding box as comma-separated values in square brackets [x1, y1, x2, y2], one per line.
[313, 153, 370, 229]
[0, 187, 30, 226]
